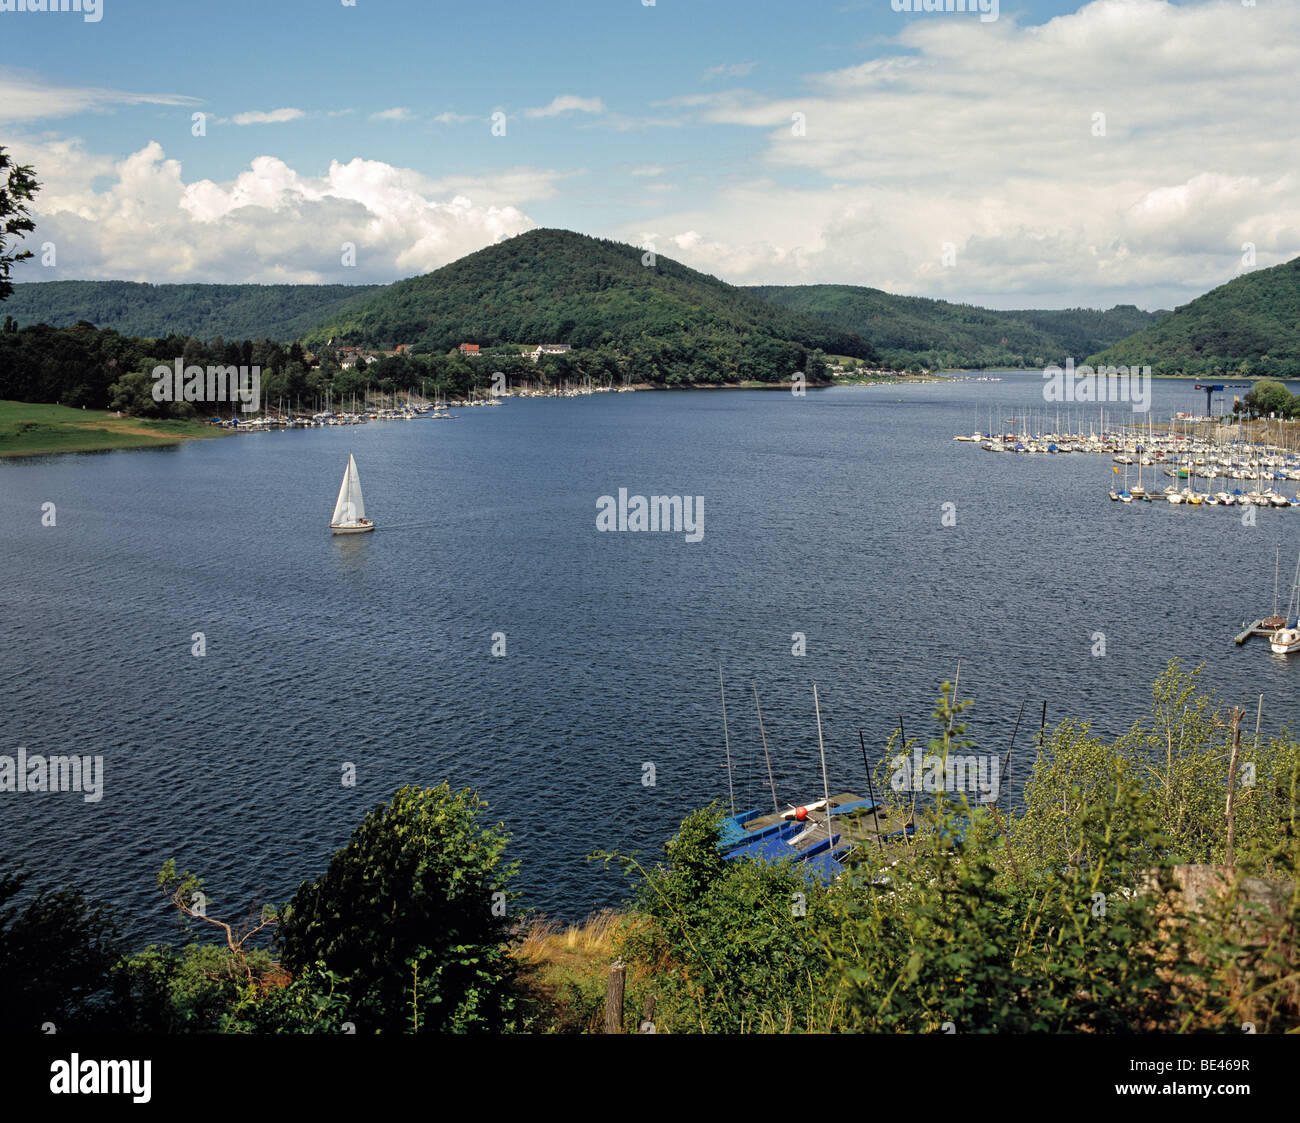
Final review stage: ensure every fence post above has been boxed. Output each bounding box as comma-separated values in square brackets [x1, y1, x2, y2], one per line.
[1226, 706, 1244, 866]
[604, 959, 626, 1034]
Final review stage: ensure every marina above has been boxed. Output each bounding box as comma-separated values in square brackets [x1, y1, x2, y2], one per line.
[205, 378, 635, 432]
[957, 409, 1300, 507]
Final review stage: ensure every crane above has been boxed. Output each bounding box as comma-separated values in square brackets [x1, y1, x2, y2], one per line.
[1194, 383, 1252, 417]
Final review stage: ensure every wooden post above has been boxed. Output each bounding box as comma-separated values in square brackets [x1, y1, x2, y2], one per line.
[1226, 707, 1244, 867]
[604, 960, 626, 1034]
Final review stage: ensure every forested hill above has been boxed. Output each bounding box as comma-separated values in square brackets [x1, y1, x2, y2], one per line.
[3, 280, 382, 341]
[6, 232, 1207, 376]
[1086, 257, 1300, 378]
[301, 228, 876, 364]
[747, 284, 1161, 370]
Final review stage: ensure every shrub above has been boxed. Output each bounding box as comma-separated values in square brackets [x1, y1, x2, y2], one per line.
[277, 784, 523, 1033]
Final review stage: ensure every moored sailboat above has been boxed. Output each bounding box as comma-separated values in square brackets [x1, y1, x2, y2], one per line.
[1269, 552, 1300, 654]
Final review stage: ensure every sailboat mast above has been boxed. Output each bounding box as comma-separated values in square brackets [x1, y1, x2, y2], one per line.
[813, 684, 834, 856]
[1288, 553, 1300, 624]
[858, 728, 885, 855]
[1275, 546, 1281, 618]
[753, 684, 779, 816]
[719, 665, 735, 816]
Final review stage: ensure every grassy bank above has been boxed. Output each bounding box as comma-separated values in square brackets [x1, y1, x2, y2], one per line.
[0, 401, 224, 458]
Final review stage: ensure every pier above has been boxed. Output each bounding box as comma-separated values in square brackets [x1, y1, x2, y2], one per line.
[1235, 617, 1287, 645]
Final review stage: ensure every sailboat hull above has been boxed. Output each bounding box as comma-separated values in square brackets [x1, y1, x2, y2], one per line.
[330, 522, 375, 535]
[1270, 630, 1300, 655]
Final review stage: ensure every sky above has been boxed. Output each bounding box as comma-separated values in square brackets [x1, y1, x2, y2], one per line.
[1, 0, 1296, 310]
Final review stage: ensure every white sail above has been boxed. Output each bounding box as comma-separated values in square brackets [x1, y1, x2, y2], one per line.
[331, 454, 366, 525]
[346, 455, 365, 521]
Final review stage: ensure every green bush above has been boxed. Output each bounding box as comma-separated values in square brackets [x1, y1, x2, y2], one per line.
[277, 784, 523, 1033]
[0, 872, 120, 1032]
[609, 805, 842, 1032]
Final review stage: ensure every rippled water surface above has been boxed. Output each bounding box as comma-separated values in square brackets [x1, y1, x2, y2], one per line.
[3, 374, 1298, 936]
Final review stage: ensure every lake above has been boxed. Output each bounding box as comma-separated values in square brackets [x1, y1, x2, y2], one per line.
[2, 372, 1297, 937]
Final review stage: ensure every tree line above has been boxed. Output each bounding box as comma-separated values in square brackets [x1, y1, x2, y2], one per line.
[0, 317, 832, 415]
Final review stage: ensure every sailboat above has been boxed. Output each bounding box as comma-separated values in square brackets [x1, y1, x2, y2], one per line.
[1269, 552, 1300, 654]
[330, 453, 375, 534]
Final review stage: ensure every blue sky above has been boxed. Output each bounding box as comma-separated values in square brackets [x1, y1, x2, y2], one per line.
[2, 0, 1296, 309]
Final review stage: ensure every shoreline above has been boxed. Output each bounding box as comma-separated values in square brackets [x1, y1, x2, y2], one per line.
[0, 402, 225, 459]
[4, 368, 1245, 460]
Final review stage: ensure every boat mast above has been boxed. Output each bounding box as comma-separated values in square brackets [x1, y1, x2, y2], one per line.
[858, 728, 885, 856]
[719, 665, 735, 816]
[813, 683, 833, 855]
[1288, 553, 1300, 624]
[753, 684, 779, 816]
[1275, 545, 1281, 619]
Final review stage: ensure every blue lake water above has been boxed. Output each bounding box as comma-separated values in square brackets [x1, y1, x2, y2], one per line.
[2, 373, 1298, 938]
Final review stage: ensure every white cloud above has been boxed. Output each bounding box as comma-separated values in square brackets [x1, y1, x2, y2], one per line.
[225, 108, 306, 126]
[629, 0, 1300, 308]
[209, 107, 306, 126]
[0, 67, 198, 123]
[524, 95, 606, 119]
[7, 140, 567, 284]
[703, 61, 757, 81]
[369, 107, 413, 122]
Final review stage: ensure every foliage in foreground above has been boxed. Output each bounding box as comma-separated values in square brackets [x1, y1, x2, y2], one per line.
[278, 783, 524, 1034]
[609, 663, 1299, 1033]
[2, 784, 525, 1033]
[3, 663, 1296, 1033]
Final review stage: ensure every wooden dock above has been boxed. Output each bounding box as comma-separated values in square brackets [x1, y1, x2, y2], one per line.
[1235, 617, 1286, 644]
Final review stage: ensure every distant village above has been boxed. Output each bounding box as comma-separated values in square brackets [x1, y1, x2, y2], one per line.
[332, 341, 572, 370]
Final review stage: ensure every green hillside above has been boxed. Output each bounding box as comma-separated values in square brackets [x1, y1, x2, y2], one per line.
[3, 280, 382, 341]
[747, 284, 1160, 370]
[303, 229, 876, 376]
[1086, 257, 1300, 378]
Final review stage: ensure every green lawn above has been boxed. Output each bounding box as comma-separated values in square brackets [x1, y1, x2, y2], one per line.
[0, 401, 225, 458]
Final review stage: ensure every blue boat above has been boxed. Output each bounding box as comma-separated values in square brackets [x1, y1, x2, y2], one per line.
[719, 795, 876, 855]
[717, 808, 787, 850]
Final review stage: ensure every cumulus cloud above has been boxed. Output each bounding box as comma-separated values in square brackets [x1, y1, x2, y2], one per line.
[524, 95, 606, 118]
[7, 140, 570, 284]
[630, 0, 1300, 308]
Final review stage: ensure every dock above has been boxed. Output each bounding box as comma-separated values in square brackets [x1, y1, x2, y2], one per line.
[1235, 617, 1286, 645]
